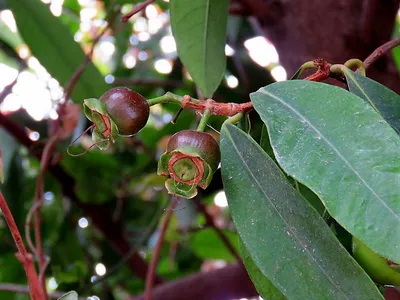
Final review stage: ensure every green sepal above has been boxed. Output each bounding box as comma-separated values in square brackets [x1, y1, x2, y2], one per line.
[83, 98, 119, 150]
[198, 163, 213, 189]
[157, 152, 173, 176]
[165, 178, 198, 199]
[83, 98, 107, 121]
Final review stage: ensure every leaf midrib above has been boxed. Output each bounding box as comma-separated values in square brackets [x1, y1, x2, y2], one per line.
[224, 126, 351, 299]
[258, 89, 400, 222]
[202, 0, 211, 95]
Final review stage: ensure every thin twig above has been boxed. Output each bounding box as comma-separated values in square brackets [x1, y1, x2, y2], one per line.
[0, 284, 86, 300]
[145, 197, 178, 300]
[121, 0, 155, 23]
[195, 198, 241, 261]
[363, 37, 400, 70]
[64, 7, 121, 101]
[0, 193, 43, 300]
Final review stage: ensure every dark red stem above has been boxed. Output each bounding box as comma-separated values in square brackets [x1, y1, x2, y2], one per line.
[0, 192, 44, 300]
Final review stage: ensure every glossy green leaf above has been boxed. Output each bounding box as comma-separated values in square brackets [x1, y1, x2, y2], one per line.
[0, 129, 17, 184]
[343, 67, 400, 133]
[8, 0, 108, 102]
[221, 124, 382, 299]
[239, 240, 286, 300]
[251, 80, 400, 263]
[170, 0, 228, 97]
[190, 228, 239, 263]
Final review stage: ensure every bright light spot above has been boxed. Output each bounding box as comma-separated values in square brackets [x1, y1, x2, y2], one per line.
[50, 0, 64, 17]
[129, 35, 139, 45]
[148, 18, 163, 34]
[95, 41, 115, 60]
[1, 94, 21, 112]
[90, 276, 97, 283]
[80, 7, 97, 22]
[138, 31, 150, 42]
[226, 75, 239, 88]
[138, 51, 149, 61]
[48, 277, 58, 290]
[29, 131, 40, 141]
[160, 36, 176, 54]
[163, 0, 169, 2]
[259, 297, 264, 300]
[44, 191, 54, 204]
[95, 263, 106, 276]
[87, 296, 100, 300]
[78, 0, 92, 5]
[41, 0, 51, 3]
[18, 45, 30, 59]
[154, 59, 172, 74]
[14, 71, 52, 121]
[146, 4, 158, 19]
[27, 57, 50, 81]
[74, 31, 83, 42]
[0, 10, 17, 32]
[244, 36, 279, 67]
[49, 109, 59, 120]
[80, 22, 91, 33]
[78, 217, 89, 228]
[123, 53, 136, 69]
[214, 191, 228, 207]
[271, 65, 287, 82]
[225, 44, 235, 56]
[105, 75, 115, 84]
[134, 17, 147, 32]
[0, 64, 18, 88]
[139, 251, 146, 258]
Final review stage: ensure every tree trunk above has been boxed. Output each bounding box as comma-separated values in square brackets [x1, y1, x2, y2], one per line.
[247, 0, 400, 92]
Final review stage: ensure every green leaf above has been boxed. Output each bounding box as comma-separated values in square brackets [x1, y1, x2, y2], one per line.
[189, 228, 239, 263]
[7, 0, 108, 102]
[342, 67, 400, 133]
[251, 80, 400, 263]
[221, 124, 382, 299]
[170, 0, 228, 97]
[239, 240, 286, 300]
[0, 128, 17, 184]
[57, 291, 78, 300]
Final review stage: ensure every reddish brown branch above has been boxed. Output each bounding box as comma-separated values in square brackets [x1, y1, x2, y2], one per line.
[121, 0, 155, 23]
[145, 197, 177, 300]
[0, 193, 43, 300]
[304, 59, 332, 81]
[195, 198, 241, 261]
[364, 37, 400, 70]
[182, 96, 253, 116]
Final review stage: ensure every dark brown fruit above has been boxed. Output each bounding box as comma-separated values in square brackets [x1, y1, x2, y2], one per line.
[167, 130, 220, 171]
[99, 87, 149, 136]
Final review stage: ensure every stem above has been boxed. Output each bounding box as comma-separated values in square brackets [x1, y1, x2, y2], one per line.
[147, 92, 187, 106]
[224, 113, 243, 125]
[364, 37, 400, 70]
[195, 198, 241, 261]
[344, 59, 366, 76]
[121, 0, 155, 22]
[290, 61, 316, 80]
[196, 109, 211, 132]
[0, 192, 43, 300]
[145, 197, 178, 300]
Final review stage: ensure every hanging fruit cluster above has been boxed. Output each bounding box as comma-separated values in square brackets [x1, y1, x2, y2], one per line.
[76, 87, 221, 199]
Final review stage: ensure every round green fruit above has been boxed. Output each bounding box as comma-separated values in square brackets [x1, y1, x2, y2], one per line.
[99, 87, 149, 136]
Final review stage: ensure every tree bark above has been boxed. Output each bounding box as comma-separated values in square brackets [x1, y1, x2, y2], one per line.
[246, 0, 400, 92]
